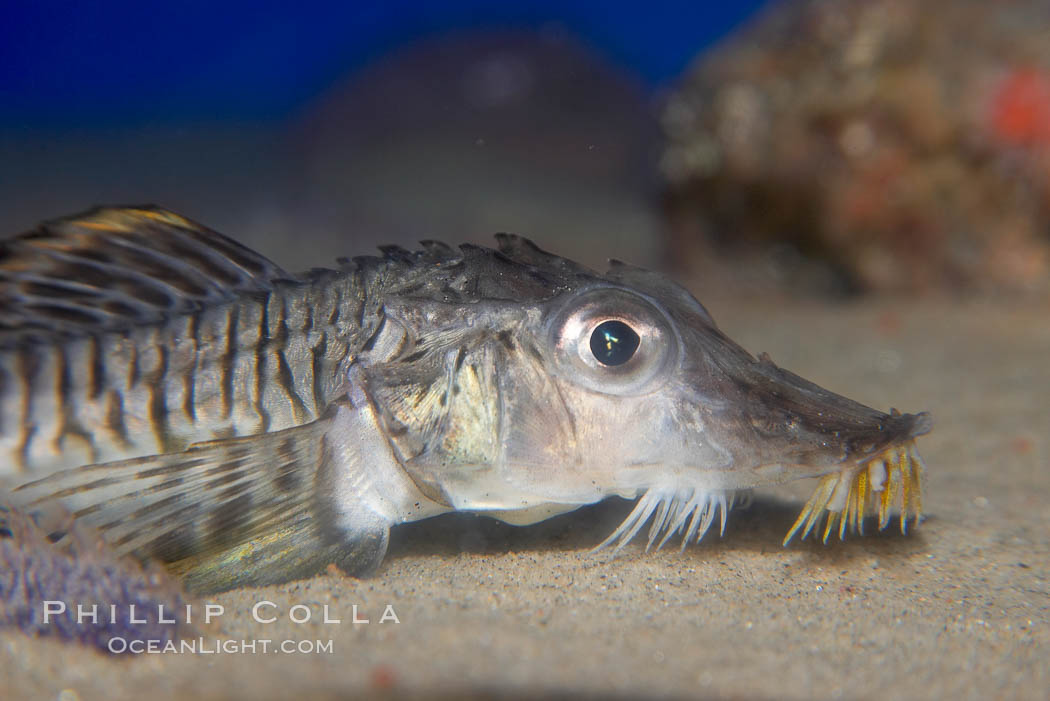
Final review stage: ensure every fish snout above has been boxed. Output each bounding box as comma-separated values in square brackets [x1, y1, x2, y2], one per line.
[839, 408, 933, 463]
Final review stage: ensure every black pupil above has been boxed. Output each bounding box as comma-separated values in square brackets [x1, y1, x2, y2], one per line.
[589, 320, 640, 366]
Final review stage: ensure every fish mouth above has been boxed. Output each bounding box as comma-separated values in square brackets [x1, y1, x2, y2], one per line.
[591, 345, 936, 553]
[591, 433, 931, 556]
[783, 419, 931, 546]
[586, 406, 933, 555]
[710, 343, 935, 546]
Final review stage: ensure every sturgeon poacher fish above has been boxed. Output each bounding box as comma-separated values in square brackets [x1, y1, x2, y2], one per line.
[1, 207, 932, 592]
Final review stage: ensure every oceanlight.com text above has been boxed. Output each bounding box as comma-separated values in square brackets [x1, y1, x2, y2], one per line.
[107, 637, 335, 654]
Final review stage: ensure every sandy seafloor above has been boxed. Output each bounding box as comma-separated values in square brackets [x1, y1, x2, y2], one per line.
[1, 297, 1047, 700]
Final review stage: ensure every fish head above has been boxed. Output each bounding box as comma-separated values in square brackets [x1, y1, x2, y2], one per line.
[359, 237, 930, 537]
[536, 266, 931, 496]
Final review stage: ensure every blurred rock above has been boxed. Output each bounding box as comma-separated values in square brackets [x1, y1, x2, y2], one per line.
[662, 0, 1050, 295]
[291, 29, 665, 270]
[0, 499, 191, 654]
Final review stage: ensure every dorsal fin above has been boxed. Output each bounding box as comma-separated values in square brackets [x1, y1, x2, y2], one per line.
[493, 232, 594, 275]
[0, 206, 292, 347]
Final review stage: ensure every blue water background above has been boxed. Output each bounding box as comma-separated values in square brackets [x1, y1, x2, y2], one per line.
[0, 1, 765, 126]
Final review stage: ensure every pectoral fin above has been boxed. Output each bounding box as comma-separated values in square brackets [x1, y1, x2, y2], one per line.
[11, 413, 392, 593]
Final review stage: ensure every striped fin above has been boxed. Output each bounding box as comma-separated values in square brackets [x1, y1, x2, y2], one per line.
[0, 206, 292, 347]
[10, 414, 389, 593]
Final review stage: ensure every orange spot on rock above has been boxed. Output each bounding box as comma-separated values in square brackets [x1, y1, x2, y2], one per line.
[989, 69, 1050, 146]
[370, 663, 396, 690]
[1010, 435, 1034, 455]
[876, 311, 901, 337]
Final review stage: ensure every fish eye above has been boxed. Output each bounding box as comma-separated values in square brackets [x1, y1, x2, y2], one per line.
[548, 288, 678, 396]
[589, 320, 639, 366]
